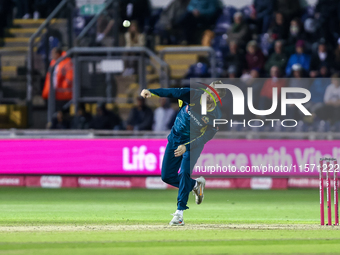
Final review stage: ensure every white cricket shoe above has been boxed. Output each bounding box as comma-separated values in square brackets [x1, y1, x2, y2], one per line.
[169, 213, 185, 226]
[192, 176, 205, 204]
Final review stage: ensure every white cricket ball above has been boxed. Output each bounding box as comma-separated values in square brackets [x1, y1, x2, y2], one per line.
[123, 20, 131, 28]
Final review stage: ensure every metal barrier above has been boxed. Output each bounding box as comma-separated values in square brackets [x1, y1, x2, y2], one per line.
[159, 47, 217, 78]
[0, 130, 339, 140]
[48, 47, 169, 122]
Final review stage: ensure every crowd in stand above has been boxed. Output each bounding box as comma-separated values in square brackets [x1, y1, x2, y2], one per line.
[0, 0, 61, 45]
[49, 0, 340, 131]
[159, 0, 340, 131]
[169, 0, 340, 79]
[50, 97, 177, 131]
[28, 0, 340, 131]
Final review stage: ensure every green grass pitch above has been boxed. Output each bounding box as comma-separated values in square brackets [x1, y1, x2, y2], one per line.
[0, 187, 340, 254]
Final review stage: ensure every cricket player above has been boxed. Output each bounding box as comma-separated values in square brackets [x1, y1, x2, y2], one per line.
[140, 81, 226, 226]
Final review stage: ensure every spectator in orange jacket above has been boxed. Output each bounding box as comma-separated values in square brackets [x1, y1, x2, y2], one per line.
[42, 47, 73, 106]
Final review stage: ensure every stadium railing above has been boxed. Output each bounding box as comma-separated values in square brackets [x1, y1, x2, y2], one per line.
[47, 46, 169, 123]
[0, 130, 339, 140]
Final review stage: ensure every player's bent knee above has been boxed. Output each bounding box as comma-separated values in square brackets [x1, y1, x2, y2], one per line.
[161, 176, 171, 184]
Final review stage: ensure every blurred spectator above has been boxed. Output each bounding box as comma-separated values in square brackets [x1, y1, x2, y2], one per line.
[155, 0, 190, 42]
[13, 0, 29, 18]
[286, 19, 306, 55]
[71, 104, 92, 130]
[275, 0, 302, 23]
[214, 5, 237, 35]
[245, 40, 266, 72]
[15, 0, 60, 19]
[226, 12, 249, 46]
[306, 65, 331, 115]
[227, 65, 238, 79]
[304, 18, 318, 43]
[90, 103, 120, 130]
[96, 8, 115, 45]
[0, 0, 12, 46]
[122, 21, 145, 76]
[35, 0, 61, 19]
[185, 56, 210, 78]
[268, 12, 289, 40]
[224, 40, 245, 77]
[176, 0, 222, 43]
[286, 64, 310, 119]
[243, 68, 263, 119]
[153, 98, 176, 131]
[201, 29, 215, 46]
[248, 68, 262, 94]
[264, 40, 287, 75]
[258, 66, 286, 115]
[120, 0, 152, 33]
[37, 29, 63, 64]
[186, 0, 221, 22]
[42, 47, 73, 111]
[50, 111, 70, 129]
[253, 0, 275, 34]
[289, 64, 309, 88]
[318, 65, 331, 79]
[314, 0, 340, 44]
[221, 67, 246, 121]
[310, 39, 332, 78]
[125, 20, 145, 47]
[126, 97, 153, 131]
[316, 73, 340, 123]
[334, 38, 340, 71]
[285, 40, 311, 76]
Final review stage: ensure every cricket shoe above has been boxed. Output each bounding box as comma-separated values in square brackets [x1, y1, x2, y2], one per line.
[169, 213, 185, 226]
[192, 176, 205, 204]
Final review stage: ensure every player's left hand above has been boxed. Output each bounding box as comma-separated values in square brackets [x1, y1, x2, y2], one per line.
[140, 89, 151, 98]
[174, 145, 186, 157]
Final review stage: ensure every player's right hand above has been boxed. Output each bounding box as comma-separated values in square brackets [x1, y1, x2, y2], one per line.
[140, 89, 151, 98]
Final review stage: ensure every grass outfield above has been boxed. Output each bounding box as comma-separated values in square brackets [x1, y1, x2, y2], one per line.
[0, 187, 340, 254]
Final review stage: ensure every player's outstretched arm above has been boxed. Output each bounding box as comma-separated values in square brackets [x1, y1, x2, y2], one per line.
[143, 88, 197, 103]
